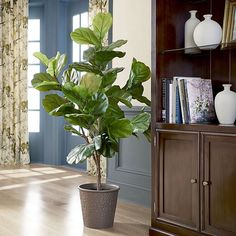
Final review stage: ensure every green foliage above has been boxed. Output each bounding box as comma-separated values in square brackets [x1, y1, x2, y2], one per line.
[42, 94, 75, 116]
[131, 112, 151, 133]
[67, 143, 95, 164]
[33, 52, 49, 66]
[107, 118, 133, 139]
[104, 40, 127, 51]
[70, 28, 101, 47]
[31, 73, 61, 91]
[92, 12, 112, 41]
[31, 12, 151, 169]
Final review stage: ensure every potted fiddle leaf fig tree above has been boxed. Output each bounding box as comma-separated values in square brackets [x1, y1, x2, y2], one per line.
[31, 12, 151, 229]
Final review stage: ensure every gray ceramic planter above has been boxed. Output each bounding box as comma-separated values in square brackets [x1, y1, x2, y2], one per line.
[79, 183, 120, 229]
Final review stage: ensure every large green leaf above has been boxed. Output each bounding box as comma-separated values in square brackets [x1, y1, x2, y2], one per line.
[62, 82, 84, 106]
[67, 143, 95, 164]
[71, 28, 100, 47]
[70, 62, 101, 74]
[95, 50, 126, 66]
[126, 58, 151, 89]
[93, 135, 102, 151]
[100, 133, 118, 158]
[83, 47, 96, 63]
[56, 54, 67, 76]
[101, 68, 124, 88]
[79, 73, 102, 96]
[127, 84, 151, 106]
[65, 114, 95, 129]
[42, 94, 69, 116]
[92, 12, 112, 41]
[144, 125, 151, 142]
[107, 118, 133, 138]
[62, 68, 78, 83]
[84, 48, 125, 69]
[85, 93, 109, 115]
[106, 85, 132, 108]
[51, 103, 78, 116]
[46, 52, 59, 77]
[46, 52, 67, 77]
[31, 73, 61, 91]
[136, 95, 151, 106]
[33, 52, 49, 66]
[130, 112, 151, 133]
[34, 81, 61, 92]
[46, 59, 57, 77]
[104, 40, 127, 51]
[104, 98, 124, 119]
[64, 125, 82, 136]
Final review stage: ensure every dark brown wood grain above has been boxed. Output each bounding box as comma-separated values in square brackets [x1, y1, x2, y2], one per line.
[151, 0, 236, 235]
[201, 134, 236, 236]
[158, 131, 199, 230]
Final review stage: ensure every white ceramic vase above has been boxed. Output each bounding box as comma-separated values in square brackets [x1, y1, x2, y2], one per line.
[193, 14, 222, 50]
[214, 84, 236, 125]
[184, 10, 200, 54]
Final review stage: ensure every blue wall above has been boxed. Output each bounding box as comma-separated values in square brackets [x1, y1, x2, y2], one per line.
[107, 107, 151, 207]
[29, 0, 87, 170]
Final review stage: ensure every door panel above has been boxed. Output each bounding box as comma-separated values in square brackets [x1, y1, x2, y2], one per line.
[158, 131, 199, 231]
[202, 134, 236, 236]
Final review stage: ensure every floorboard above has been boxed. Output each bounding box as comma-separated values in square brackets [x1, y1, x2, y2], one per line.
[0, 164, 150, 236]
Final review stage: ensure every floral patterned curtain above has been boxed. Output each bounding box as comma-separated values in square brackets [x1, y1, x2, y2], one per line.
[0, 0, 30, 165]
[87, 0, 109, 177]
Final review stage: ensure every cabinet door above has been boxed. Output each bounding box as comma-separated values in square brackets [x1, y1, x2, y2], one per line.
[157, 131, 199, 231]
[202, 134, 236, 236]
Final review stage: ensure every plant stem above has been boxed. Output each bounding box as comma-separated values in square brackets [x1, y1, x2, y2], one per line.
[81, 128, 89, 144]
[95, 153, 102, 191]
[81, 127, 101, 191]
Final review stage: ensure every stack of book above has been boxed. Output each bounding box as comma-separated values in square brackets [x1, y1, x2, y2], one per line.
[162, 76, 216, 124]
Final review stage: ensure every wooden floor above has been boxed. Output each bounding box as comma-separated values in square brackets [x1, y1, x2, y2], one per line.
[0, 164, 150, 236]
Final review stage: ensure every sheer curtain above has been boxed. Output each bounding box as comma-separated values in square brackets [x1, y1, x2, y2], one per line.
[0, 0, 30, 165]
[87, 0, 109, 177]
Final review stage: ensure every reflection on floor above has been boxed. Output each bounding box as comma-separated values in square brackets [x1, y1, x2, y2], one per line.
[0, 164, 150, 236]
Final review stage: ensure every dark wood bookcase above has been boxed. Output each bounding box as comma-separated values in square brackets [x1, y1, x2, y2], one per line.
[150, 0, 236, 236]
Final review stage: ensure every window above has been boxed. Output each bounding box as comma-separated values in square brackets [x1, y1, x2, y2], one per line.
[72, 11, 89, 136]
[72, 12, 89, 63]
[28, 19, 41, 132]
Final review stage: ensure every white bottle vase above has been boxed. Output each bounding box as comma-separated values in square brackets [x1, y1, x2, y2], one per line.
[214, 84, 236, 125]
[184, 10, 200, 54]
[193, 14, 222, 50]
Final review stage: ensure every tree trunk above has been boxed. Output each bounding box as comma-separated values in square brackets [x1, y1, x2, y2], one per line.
[95, 154, 101, 190]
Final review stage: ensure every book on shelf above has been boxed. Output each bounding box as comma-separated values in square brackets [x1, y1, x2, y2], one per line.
[161, 78, 166, 121]
[161, 76, 215, 124]
[175, 81, 182, 124]
[184, 77, 215, 123]
[162, 78, 173, 122]
[178, 78, 188, 124]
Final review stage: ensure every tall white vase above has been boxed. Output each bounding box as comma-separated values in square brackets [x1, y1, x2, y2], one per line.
[214, 84, 236, 125]
[184, 10, 200, 54]
[193, 14, 222, 50]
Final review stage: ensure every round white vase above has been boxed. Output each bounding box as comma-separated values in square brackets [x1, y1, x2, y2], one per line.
[193, 14, 222, 50]
[184, 10, 200, 54]
[214, 84, 236, 125]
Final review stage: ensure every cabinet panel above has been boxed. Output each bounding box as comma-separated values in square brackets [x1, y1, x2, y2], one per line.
[202, 134, 236, 236]
[157, 131, 199, 231]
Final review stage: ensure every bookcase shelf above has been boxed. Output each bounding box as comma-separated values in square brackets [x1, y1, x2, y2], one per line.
[160, 42, 236, 54]
[156, 122, 236, 134]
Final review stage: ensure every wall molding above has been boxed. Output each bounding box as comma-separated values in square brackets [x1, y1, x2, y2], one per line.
[107, 106, 151, 207]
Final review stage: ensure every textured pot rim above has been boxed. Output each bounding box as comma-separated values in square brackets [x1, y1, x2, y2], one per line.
[78, 183, 120, 193]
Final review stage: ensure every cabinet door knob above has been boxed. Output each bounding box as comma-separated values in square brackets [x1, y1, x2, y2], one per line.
[203, 181, 210, 186]
[190, 178, 197, 184]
